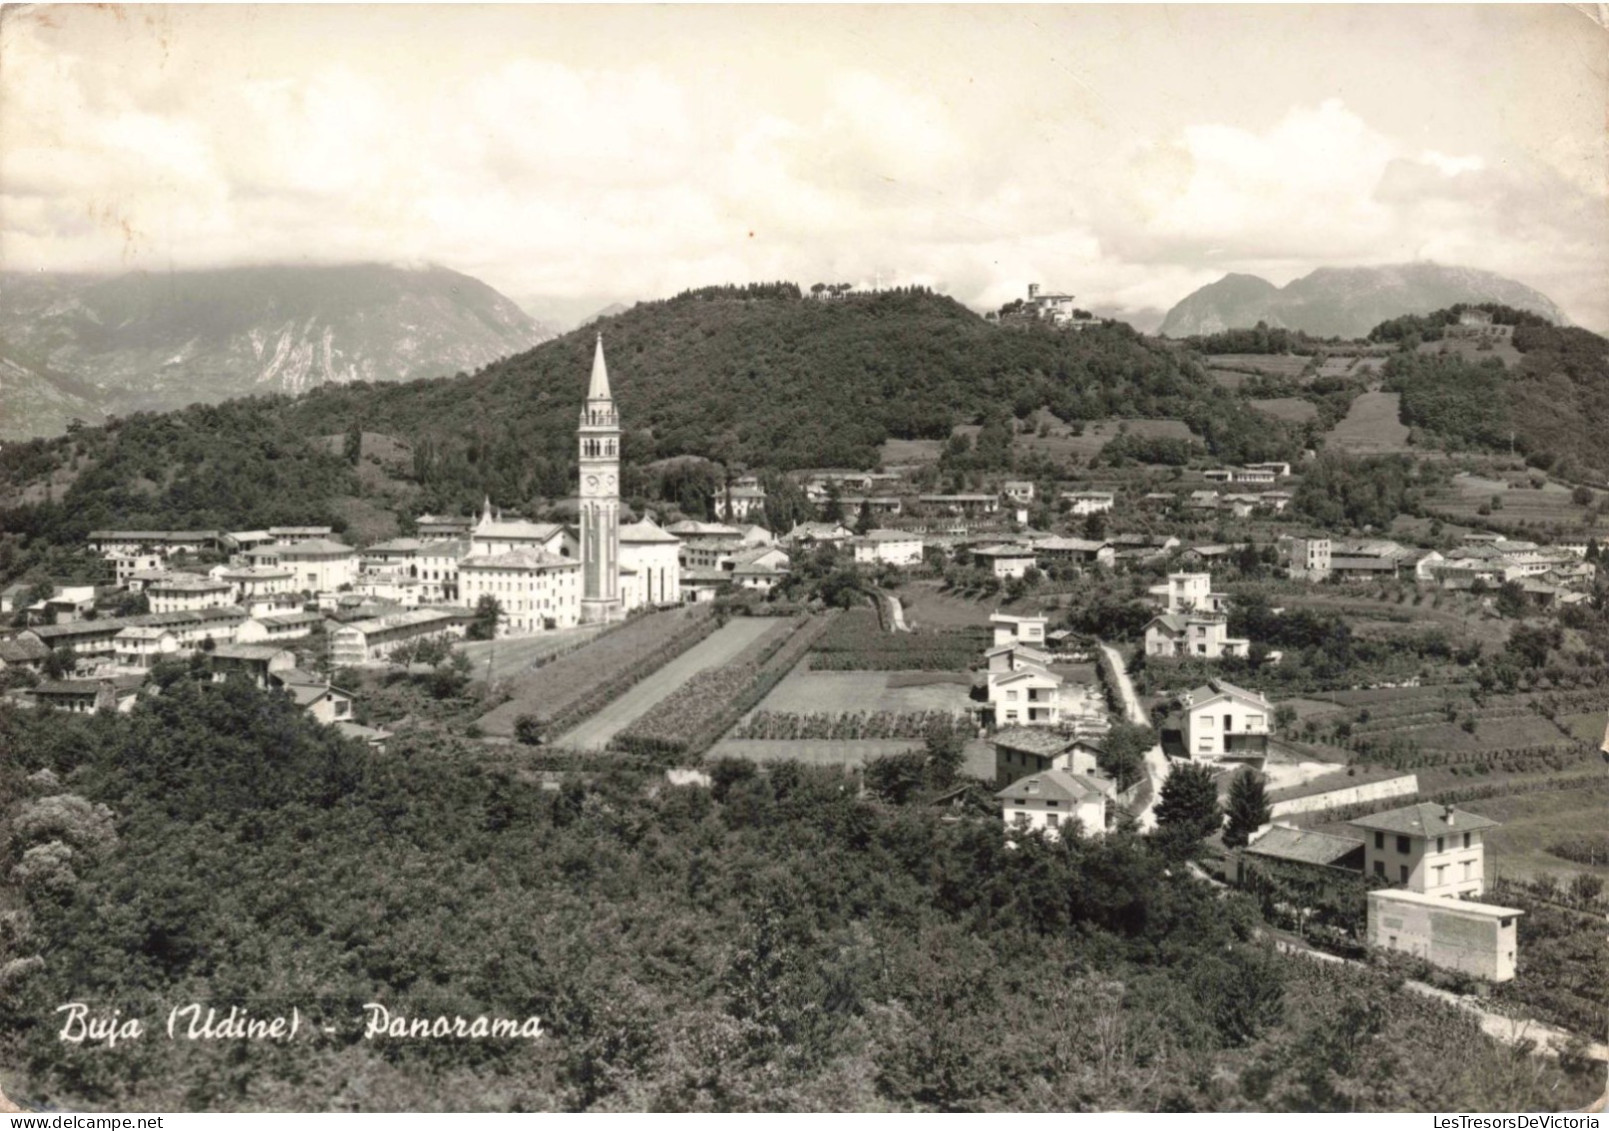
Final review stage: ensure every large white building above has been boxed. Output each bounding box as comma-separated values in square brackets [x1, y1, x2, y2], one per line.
[1348, 802, 1496, 898]
[853, 530, 925, 567]
[146, 575, 236, 614]
[459, 550, 582, 634]
[248, 539, 360, 593]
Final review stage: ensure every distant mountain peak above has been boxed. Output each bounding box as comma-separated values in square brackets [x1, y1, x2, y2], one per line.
[1160, 263, 1568, 339]
[0, 263, 555, 440]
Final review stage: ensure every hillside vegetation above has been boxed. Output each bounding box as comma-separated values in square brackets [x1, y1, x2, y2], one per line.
[0, 285, 1298, 562]
[1382, 318, 1609, 478]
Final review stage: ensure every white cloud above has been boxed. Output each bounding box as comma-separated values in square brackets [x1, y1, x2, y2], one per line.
[1, 10, 1603, 331]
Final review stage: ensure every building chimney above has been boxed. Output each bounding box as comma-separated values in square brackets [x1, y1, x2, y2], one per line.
[1443, 804, 1456, 826]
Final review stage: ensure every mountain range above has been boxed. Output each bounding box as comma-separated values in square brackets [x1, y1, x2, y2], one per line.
[1158, 264, 1570, 339]
[0, 263, 554, 440]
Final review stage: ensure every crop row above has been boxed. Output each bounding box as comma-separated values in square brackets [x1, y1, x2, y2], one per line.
[1547, 833, 1609, 867]
[609, 612, 837, 761]
[511, 607, 720, 736]
[808, 608, 985, 671]
[732, 709, 972, 741]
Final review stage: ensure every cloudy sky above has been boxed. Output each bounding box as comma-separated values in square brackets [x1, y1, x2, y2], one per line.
[3, 4, 1606, 329]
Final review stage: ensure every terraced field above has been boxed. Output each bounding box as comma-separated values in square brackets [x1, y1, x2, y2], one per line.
[1325, 390, 1411, 453]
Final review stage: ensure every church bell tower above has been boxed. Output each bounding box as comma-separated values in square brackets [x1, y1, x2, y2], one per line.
[578, 334, 622, 623]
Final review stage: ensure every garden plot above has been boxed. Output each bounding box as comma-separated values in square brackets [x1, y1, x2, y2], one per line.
[750, 669, 976, 715]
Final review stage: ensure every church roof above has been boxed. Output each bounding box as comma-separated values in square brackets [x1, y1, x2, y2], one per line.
[588, 334, 612, 400]
[619, 519, 681, 544]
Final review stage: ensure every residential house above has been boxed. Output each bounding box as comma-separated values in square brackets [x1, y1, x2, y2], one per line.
[1240, 824, 1367, 878]
[144, 575, 237, 615]
[918, 494, 1000, 516]
[998, 770, 1111, 841]
[1144, 613, 1250, 659]
[1150, 572, 1227, 615]
[416, 537, 470, 604]
[971, 544, 1038, 579]
[1060, 490, 1115, 516]
[1108, 533, 1181, 560]
[272, 668, 356, 725]
[109, 553, 164, 586]
[211, 565, 299, 614]
[0, 636, 51, 674]
[209, 643, 298, 688]
[1286, 536, 1333, 580]
[1244, 462, 1292, 479]
[989, 667, 1063, 727]
[1031, 536, 1114, 568]
[88, 530, 220, 557]
[1347, 802, 1496, 898]
[852, 530, 925, 568]
[990, 613, 1048, 649]
[1178, 679, 1272, 761]
[1002, 480, 1035, 504]
[669, 520, 746, 545]
[839, 495, 904, 518]
[1329, 539, 1412, 581]
[28, 676, 144, 714]
[1260, 491, 1294, 513]
[720, 484, 768, 521]
[112, 627, 180, 671]
[678, 569, 728, 603]
[1187, 490, 1220, 511]
[235, 611, 323, 644]
[784, 522, 854, 547]
[988, 726, 1101, 787]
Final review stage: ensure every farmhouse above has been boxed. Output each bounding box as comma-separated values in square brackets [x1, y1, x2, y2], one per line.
[209, 643, 298, 688]
[1286, 536, 1332, 579]
[1177, 679, 1272, 762]
[0, 637, 50, 673]
[112, 627, 180, 671]
[997, 769, 1112, 841]
[852, 530, 925, 567]
[1242, 824, 1366, 875]
[1347, 802, 1496, 898]
[1032, 536, 1114, 567]
[971, 544, 1037, 579]
[988, 727, 1101, 786]
[919, 493, 999, 516]
[28, 676, 144, 715]
[1329, 539, 1412, 581]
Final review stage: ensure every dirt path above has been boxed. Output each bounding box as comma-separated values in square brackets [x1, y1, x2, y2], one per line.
[553, 617, 778, 751]
[1099, 641, 1169, 831]
[1272, 938, 1609, 1063]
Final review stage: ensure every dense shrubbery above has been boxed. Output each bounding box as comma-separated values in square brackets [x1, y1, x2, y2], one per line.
[0, 672, 1596, 1111]
[1546, 833, 1609, 867]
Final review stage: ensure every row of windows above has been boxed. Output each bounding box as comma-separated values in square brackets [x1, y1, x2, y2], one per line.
[1373, 831, 1473, 853]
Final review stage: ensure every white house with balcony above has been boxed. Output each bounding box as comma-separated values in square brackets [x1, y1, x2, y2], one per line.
[1178, 679, 1272, 761]
[1144, 613, 1250, 659]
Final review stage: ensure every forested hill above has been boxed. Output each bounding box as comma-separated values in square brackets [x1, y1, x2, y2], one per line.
[277, 283, 1288, 474]
[0, 283, 1298, 561]
[1379, 314, 1609, 479]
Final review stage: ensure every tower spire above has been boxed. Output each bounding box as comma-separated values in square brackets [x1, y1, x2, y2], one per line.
[587, 333, 612, 401]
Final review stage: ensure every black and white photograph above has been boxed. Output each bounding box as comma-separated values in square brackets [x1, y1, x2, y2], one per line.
[0, 3, 1606, 1116]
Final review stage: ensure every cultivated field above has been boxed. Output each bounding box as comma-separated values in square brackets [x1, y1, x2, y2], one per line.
[704, 737, 923, 767]
[555, 616, 780, 750]
[476, 606, 716, 737]
[1011, 417, 1200, 464]
[879, 437, 945, 465]
[1248, 397, 1319, 423]
[750, 668, 977, 715]
[1415, 336, 1523, 369]
[1425, 472, 1601, 528]
[1204, 354, 1311, 379]
[1464, 780, 1609, 884]
[459, 624, 607, 681]
[898, 581, 993, 629]
[1325, 390, 1411, 453]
